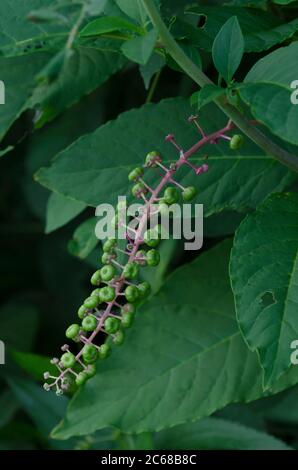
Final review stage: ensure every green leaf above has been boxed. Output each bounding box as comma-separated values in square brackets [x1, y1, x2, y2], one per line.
[35, 98, 295, 215]
[46, 193, 86, 234]
[52, 240, 298, 439]
[11, 351, 56, 382]
[68, 217, 98, 259]
[240, 42, 298, 145]
[230, 192, 298, 388]
[212, 16, 244, 83]
[139, 53, 165, 89]
[80, 16, 140, 36]
[0, 52, 49, 143]
[155, 417, 291, 450]
[187, 6, 298, 53]
[190, 84, 225, 109]
[121, 29, 158, 65]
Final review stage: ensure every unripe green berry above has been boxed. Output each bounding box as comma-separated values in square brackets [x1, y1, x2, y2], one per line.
[158, 199, 169, 216]
[123, 262, 139, 280]
[104, 316, 120, 334]
[82, 344, 98, 364]
[101, 252, 115, 264]
[128, 167, 144, 182]
[125, 285, 139, 303]
[91, 288, 100, 297]
[136, 250, 147, 266]
[82, 315, 97, 332]
[113, 330, 125, 346]
[132, 182, 148, 198]
[164, 187, 180, 204]
[85, 364, 97, 377]
[138, 281, 151, 298]
[84, 295, 100, 309]
[99, 286, 116, 302]
[98, 343, 111, 359]
[75, 371, 88, 386]
[121, 303, 136, 315]
[182, 186, 197, 202]
[230, 134, 244, 150]
[90, 270, 102, 286]
[146, 249, 160, 267]
[78, 305, 88, 319]
[66, 324, 80, 340]
[143, 229, 160, 247]
[101, 264, 116, 282]
[122, 312, 135, 328]
[61, 352, 76, 368]
[103, 238, 117, 253]
[145, 150, 161, 167]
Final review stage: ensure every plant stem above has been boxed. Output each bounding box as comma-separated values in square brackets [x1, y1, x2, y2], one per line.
[142, 0, 298, 173]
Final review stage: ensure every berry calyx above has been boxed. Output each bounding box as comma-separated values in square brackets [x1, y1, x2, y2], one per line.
[98, 343, 111, 359]
[101, 264, 116, 282]
[125, 285, 139, 303]
[182, 186, 197, 202]
[123, 262, 139, 279]
[61, 352, 76, 368]
[82, 315, 97, 332]
[146, 249, 160, 267]
[104, 316, 120, 334]
[145, 151, 161, 167]
[113, 330, 125, 346]
[90, 270, 102, 286]
[66, 324, 80, 340]
[229, 134, 244, 150]
[164, 187, 180, 204]
[99, 286, 116, 302]
[84, 295, 100, 309]
[128, 167, 144, 182]
[82, 344, 98, 364]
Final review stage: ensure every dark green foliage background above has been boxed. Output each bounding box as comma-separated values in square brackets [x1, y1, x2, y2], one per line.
[0, 0, 298, 450]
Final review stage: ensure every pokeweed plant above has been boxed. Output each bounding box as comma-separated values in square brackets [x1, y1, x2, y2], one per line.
[1, 0, 298, 450]
[43, 117, 244, 394]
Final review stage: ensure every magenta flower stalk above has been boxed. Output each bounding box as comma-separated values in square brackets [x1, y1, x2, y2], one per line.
[44, 116, 243, 396]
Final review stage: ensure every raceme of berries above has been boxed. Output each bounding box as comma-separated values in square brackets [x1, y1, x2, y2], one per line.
[44, 115, 244, 396]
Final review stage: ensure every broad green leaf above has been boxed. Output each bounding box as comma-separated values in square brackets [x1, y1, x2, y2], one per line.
[240, 42, 298, 145]
[80, 16, 140, 36]
[0, 301, 39, 352]
[0, 390, 19, 429]
[68, 217, 98, 259]
[35, 98, 295, 215]
[46, 193, 86, 233]
[11, 351, 56, 382]
[212, 16, 244, 83]
[190, 84, 225, 109]
[0, 52, 49, 143]
[116, 0, 148, 24]
[155, 417, 291, 450]
[139, 53, 165, 89]
[186, 6, 298, 53]
[52, 240, 298, 438]
[121, 29, 158, 65]
[230, 193, 298, 388]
